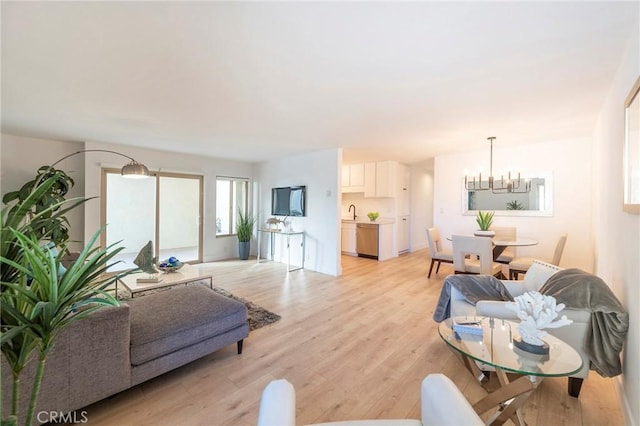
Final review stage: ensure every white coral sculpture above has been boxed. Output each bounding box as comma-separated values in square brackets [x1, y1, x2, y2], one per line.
[506, 291, 573, 346]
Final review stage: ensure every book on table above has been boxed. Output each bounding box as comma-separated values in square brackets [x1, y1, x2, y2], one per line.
[452, 317, 483, 336]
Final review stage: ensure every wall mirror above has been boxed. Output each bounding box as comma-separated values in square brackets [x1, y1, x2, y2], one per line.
[462, 172, 553, 217]
[623, 75, 640, 214]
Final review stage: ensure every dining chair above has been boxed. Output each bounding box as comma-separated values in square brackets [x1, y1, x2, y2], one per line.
[492, 226, 516, 264]
[452, 235, 502, 277]
[509, 233, 567, 280]
[426, 228, 453, 278]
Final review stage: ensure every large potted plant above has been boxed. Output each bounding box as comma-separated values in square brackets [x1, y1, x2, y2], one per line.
[474, 210, 495, 237]
[1, 167, 125, 426]
[236, 210, 255, 260]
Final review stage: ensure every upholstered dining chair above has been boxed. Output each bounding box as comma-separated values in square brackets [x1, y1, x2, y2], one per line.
[426, 228, 453, 278]
[492, 226, 516, 264]
[452, 235, 502, 277]
[509, 233, 567, 280]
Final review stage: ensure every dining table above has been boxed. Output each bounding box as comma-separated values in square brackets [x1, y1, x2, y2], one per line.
[447, 236, 538, 260]
[491, 237, 537, 259]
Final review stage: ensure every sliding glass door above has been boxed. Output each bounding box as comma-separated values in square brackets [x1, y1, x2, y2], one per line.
[102, 170, 203, 271]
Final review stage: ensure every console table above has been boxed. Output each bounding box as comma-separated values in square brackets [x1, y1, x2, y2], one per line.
[257, 229, 305, 272]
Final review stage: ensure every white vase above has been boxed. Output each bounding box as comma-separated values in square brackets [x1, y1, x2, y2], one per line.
[474, 230, 495, 237]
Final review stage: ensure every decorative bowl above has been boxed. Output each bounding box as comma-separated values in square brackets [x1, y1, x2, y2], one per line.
[157, 257, 184, 273]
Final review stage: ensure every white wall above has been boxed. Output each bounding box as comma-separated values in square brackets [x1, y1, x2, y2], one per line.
[257, 149, 341, 276]
[410, 161, 434, 251]
[592, 13, 639, 425]
[0, 134, 86, 252]
[433, 138, 593, 271]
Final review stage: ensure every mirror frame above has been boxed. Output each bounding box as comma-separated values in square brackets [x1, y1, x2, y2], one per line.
[461, 171, 554, 217]
[623, 75, 640, 214]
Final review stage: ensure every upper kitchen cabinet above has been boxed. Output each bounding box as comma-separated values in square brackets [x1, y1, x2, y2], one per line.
[342, 163, 366, 193]
[342, 161, 409, 199]
[374, 161, 396, 198]
[364, 162, 376, 197]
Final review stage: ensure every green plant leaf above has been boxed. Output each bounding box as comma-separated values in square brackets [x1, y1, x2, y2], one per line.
[236, 209, 255, 242]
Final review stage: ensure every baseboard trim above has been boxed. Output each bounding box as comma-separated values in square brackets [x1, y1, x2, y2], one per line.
[615, 375, 636, 426]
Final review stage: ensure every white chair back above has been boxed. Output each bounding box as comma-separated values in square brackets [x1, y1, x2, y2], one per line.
[426, 227, 443, 256]
[452, 235, 496, 274]
[551, 233, 568, 265]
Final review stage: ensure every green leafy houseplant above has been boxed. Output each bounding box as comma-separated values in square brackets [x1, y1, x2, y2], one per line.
[236, 210, 255, 260]
[506, 200, 525, 210]
[1, 228, 123, 426]
[236, 210, 255, 243]
[0, 166, 125, 425]
[475, 210, 495, 231]
[2, 166, 77, 245]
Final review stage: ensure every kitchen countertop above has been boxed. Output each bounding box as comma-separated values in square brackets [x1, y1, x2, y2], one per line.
[341, 218, 395, 225]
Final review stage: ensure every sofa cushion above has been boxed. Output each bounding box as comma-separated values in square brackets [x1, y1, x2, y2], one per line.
[522, 260, 562, 293]
[127, 285, 247, 366]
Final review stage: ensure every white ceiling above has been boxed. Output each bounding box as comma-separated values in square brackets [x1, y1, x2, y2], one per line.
[1, 2, 638, 165]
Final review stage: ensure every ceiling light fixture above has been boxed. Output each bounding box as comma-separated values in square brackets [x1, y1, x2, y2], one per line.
[49, 149, 150, 179]
[464, 137, 530, 194]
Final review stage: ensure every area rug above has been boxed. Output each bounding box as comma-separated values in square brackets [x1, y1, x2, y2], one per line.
[116, 284, 281, 331]
[210, 286, 281, 331]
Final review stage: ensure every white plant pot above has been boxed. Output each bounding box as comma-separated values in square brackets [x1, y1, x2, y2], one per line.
[474, 230, 495, 237]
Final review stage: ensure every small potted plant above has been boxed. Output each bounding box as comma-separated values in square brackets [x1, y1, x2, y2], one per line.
[474, 210, 495, 237]
[236, 209, 255, 260]
[506, 200, 524, 210]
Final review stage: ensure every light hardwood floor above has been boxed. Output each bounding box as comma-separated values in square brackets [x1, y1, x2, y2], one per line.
[85, 250, 625, 425]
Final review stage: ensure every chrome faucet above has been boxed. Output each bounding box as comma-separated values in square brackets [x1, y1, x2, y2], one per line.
[348, 204, 356, 220]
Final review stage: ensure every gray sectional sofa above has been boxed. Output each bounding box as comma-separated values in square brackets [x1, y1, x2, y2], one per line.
[1, 285, 250, 423]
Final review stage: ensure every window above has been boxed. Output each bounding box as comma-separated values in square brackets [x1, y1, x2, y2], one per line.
[102, 170, 203, 271]
[216, 177, 248, 236]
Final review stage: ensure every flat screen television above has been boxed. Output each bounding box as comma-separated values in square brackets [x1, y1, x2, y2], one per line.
[272, 186, 306, 216]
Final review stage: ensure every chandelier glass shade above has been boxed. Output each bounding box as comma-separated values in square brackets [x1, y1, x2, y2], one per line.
[464, 137, 530, 194]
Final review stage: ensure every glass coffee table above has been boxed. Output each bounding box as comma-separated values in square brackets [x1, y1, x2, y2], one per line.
[438, 317, 582, 426]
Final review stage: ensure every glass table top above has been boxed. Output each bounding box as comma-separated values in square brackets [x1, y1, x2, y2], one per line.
[438, 317, 583, 377]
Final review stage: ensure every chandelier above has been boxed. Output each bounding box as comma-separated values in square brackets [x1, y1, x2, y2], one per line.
[464, 137, 530, 193]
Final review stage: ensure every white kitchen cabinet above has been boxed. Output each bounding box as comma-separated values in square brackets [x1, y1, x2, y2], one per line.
[343, 161, 410, 201]
[341, 222, 357, 255]
[374, 161, 396, 197]
[342, 163, 366, 192]
[378, 222, 396, 261]
[397, 215, 410, 253]
[349, 163, 365, 186]
[342, 164, 351, 187]
[364, 162, 376, 197]
[398, 163, 410, 216]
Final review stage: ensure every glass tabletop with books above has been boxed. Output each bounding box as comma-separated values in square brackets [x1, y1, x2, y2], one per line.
[438, 317, 582, 377]
[439, 317, 582, 425]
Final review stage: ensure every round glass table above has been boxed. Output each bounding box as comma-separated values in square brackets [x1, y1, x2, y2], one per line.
[446, 236, 538, 260]
[438, 317, 582, 426]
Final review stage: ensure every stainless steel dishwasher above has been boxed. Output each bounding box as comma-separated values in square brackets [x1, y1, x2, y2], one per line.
[356, 223, 379, 259]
